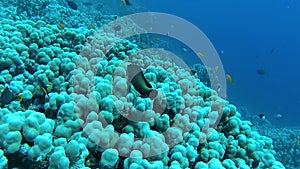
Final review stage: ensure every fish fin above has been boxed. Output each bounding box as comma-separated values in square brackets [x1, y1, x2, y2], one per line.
[46, 85, 53, 90]
[16, 94, 23, 102]
[40, 87, 48, 95]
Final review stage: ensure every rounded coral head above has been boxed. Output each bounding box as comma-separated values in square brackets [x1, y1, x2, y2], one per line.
[149, 89, 158, 100]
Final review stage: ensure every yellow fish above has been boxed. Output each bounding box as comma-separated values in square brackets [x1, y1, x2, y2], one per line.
[38, 77, 52, 98]
[197, 52, 204, 57]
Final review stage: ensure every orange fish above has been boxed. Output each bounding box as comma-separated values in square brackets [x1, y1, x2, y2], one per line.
[91, 23, 95, 29]
[226, 74, 233, 84]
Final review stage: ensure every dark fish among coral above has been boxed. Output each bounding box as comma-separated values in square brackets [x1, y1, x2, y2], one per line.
[259, 114, 265, 119]
[190, 69, 197, 75]
[0, 85, 22, 107]
[121, 0, 132, 6]
[38, 78, 52, 98]
[0, 86, 14, 107]
[127, 64, 158, 99]
[66, 0, 78, 10]
[257, 69, 266, 75]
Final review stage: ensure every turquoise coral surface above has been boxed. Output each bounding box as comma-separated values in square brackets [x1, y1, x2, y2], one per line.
[0, 0, 294, 169]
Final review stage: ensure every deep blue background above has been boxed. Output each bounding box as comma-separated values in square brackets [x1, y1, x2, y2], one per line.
[136, 0, 300, 127]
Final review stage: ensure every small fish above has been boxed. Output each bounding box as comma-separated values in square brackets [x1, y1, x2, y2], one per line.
[257, 69, 266, 75]
[259, 114, 265, 119]
[154, 37, 160, 41]
[59, 23, 65, 29]
[270, 48, 275, 54]
[275, 113, 283, 120]
[226, 74, 233, 84]
[0, 86, 14, 107]
[0, 85, 22, 107]
[215, 66, 219, 71]
[66, 0, 78, 10]
[197, 52, 204, 57]
[170, 25, 175, 29]
[298, 136, 300, 145]
[121, 0, 131, 6]
[190, 69, 197, 75]
[91, 23, 95, 29]
[38, 77, 52, 98]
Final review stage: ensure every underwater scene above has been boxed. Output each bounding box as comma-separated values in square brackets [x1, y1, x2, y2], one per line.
[0, 0, 299, 168]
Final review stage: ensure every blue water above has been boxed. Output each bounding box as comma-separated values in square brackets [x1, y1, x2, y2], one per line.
[137, 0, 300, 127]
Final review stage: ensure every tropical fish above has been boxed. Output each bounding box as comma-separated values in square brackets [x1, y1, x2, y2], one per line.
[275, 113, 283, 120]
[197, 52, 204, 57]
[121, 0, 131, 6]
[66, 0, 78, 10]
[38, 77, 52, 98]
[298, 136, 300, 145]
[226, 74, 233, 84]
[127, 64, 158, 99]
[257, 69, 266, 75]
[59, 23, 65, 29]
[190, 70, 197, 75]
[259, 114, 265, 119]
[91, 23, 95, 29]
[0, 85, 22, 108]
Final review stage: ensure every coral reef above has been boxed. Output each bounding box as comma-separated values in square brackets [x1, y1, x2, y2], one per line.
[239, 106, 300, 169]
[0, 17, 286, 168]
[0, 2, 287, 169]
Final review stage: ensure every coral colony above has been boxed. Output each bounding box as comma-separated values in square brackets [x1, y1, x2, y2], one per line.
[0, 0, 292, 169]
